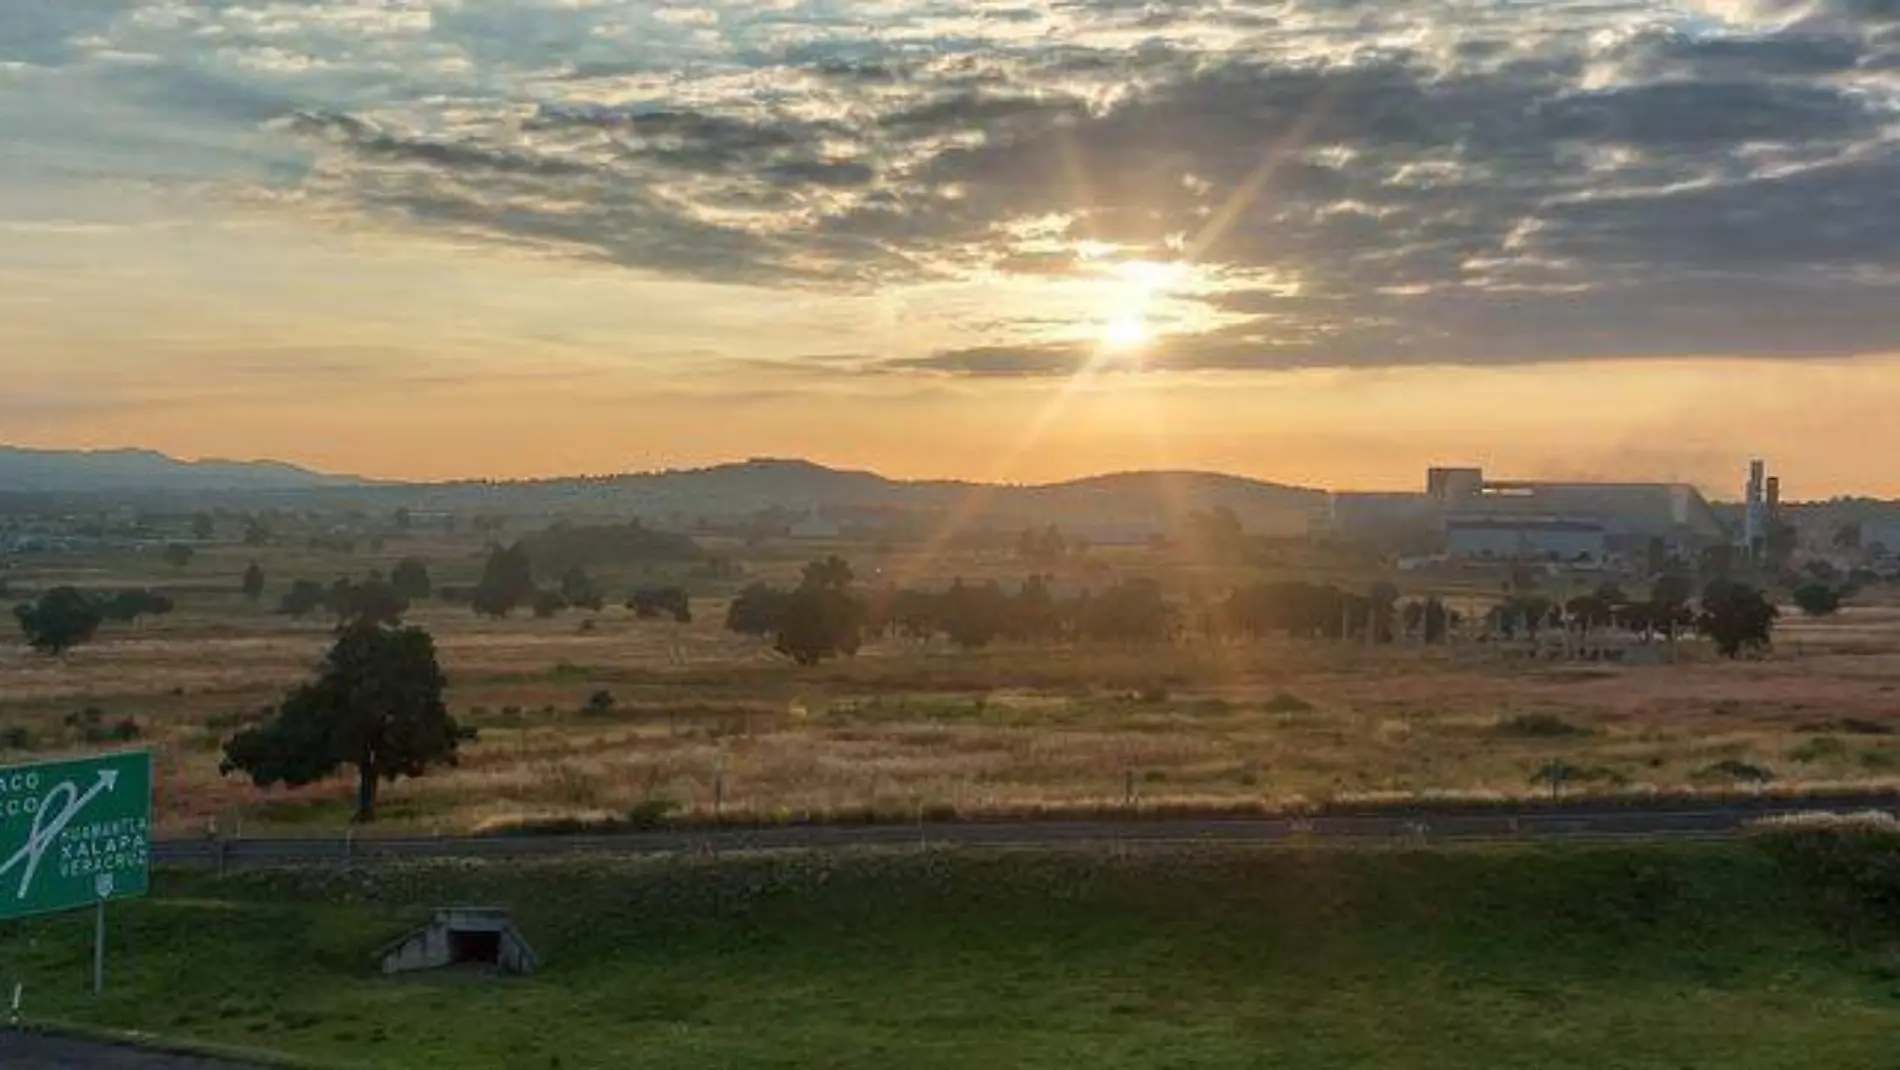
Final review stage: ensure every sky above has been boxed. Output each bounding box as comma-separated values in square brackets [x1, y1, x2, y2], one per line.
[5, 0, 1900, 495]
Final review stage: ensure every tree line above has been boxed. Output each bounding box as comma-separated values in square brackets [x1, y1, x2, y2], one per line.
[718, 564, 1782, 663]
[12, 586, 176, 653]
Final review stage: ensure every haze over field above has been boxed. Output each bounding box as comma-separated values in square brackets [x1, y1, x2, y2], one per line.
[6, 1, 1900, 491]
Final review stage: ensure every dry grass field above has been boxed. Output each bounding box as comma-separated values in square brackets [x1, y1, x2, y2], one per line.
[5, 542, 1900, 836]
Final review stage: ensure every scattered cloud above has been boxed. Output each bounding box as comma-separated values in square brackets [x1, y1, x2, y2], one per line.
[6, 0, 1900, 372]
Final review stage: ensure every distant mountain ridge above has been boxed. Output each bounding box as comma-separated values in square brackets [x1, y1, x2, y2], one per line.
[396, 457, 1326, 534]
[0, 445, 367, 492]
[0, 448, 1325, 533]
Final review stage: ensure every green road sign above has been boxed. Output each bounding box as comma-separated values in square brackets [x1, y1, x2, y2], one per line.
[0, 751, 151, 922]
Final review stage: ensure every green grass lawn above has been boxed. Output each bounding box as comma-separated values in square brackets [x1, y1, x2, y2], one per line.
[6, 842, 1900, 1069]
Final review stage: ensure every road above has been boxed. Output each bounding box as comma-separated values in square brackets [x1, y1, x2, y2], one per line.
[0, 1032, 257, 1069]
[153, 793, 1899, 869]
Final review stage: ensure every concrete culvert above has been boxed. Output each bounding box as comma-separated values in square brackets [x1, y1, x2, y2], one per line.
[377, 907, 537, 976]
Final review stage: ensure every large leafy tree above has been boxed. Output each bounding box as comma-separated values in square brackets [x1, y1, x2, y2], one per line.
[14, 587, 105, 654]
[472, 542, 536, 618]
[220, 623, 468, 822]
[773, 557, 864, 665]
[1698, 580, 1778, 659]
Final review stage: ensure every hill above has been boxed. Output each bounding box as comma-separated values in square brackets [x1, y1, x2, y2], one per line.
[393, 458, 1324, 536]
[0, 445, 365, 492]
[0, 449, 1322, 534]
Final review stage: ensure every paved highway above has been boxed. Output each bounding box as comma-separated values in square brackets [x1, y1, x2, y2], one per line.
[153, 794, 1899, 869]
[0, 1032, 257, 1069]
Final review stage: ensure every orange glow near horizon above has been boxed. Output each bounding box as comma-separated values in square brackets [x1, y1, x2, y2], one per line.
[16, 352, 1900, 499]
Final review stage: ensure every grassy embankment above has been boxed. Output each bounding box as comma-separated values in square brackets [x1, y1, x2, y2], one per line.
[8, 827, 1900, 1068]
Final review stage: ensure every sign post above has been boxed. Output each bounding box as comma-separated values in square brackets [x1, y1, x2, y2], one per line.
[0, 751, 153, 996]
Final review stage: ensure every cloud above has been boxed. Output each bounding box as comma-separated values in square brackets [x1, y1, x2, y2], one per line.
[8, 0, 1900, 368]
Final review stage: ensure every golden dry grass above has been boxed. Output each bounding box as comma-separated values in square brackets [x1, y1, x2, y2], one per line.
[7, 548, 1900, 834]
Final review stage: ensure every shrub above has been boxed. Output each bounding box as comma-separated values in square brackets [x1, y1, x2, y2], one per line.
[1749, 814, 1900, 930]
[1791, 582, 1844, 617]
[586, 689, 616, 714]
[624, 797, 680, 830]
[1692, 758, 1774, 783]
[1788, 736, 1848, 763]
[1859, 749, 1900, 771]
[58, 707, 139, 744]
[1494, 712, 1591, 738]
[0, 726, 34, 750]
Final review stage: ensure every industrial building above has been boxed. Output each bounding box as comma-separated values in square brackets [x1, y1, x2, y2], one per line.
[1323, 463, 1758, 567]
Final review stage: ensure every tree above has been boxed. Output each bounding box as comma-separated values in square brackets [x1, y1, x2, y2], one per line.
[163, 543, 194, 568]
[331, 577, 409, 628]
[220, 623, 468, 823]
[629, 586, 691, 622]
[392, 507, 412, 533]
[940, 578, 1009, 649]
[725, 583, 787, 639]
[773, 558, 864, 665]
[1792, 582, 1844, 617]
[801, 555, 854, 592]
[100, 589, 175, 624]
[1637, 573, 1697, 642]
[559, 565, 604, 611]
[389, 558, 432, 602]
[242, 561, 266, 601]
[1403, 597, 1451, 643]
[278, 579, 329, 617]
[14, 587, 104, 654]
[532, 590, 568, 619]
[243, 517, 272, 547]
[1698, 580, 1778, 659]
[192, 513, 215, 541]
[472, 542, 536, 618]
[1006, 574, 1061, 644]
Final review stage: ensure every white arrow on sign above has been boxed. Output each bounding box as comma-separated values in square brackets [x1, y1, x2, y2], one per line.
[0, 769, 121, 900]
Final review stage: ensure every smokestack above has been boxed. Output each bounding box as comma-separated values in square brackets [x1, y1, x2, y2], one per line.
[1744, 460, 1766, 554]
[1766, 476, 1781, 519]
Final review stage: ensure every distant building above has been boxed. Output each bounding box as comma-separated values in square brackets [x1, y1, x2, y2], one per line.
[1324, 465, 1732, 565]
[1320, 492, 1437, 533]
[1449, 479, 1726, 555]
[1444, 517, 1607, 563]
[1863, 520, 1900, 558]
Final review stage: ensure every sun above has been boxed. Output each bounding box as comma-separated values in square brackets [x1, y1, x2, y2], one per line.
[1102, 310, 1150, 350]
